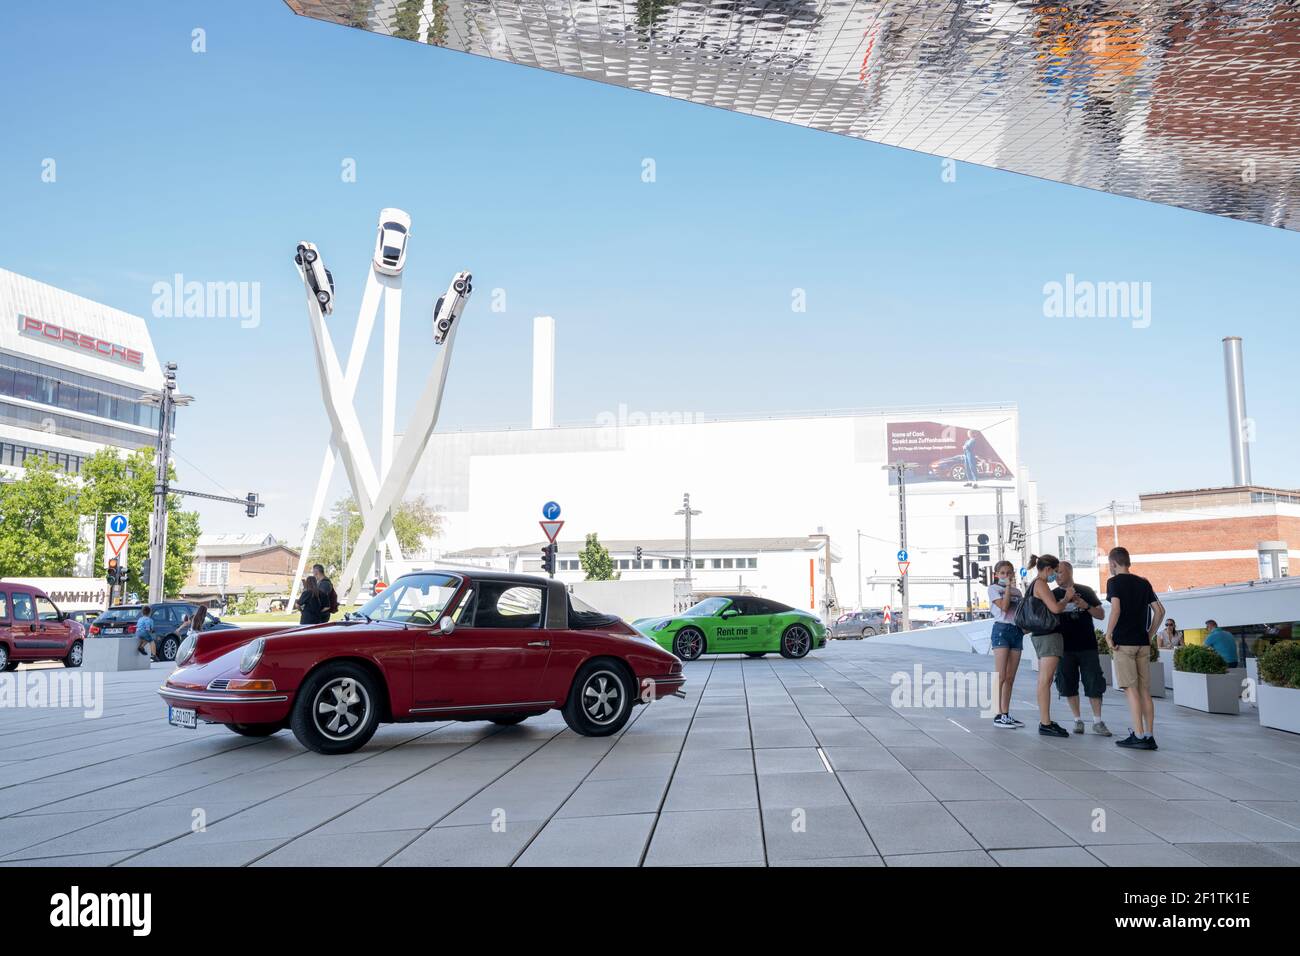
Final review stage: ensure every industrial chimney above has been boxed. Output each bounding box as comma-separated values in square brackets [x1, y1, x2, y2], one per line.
[1222, 336, 1251, 486]
[532, 315, 555, 429]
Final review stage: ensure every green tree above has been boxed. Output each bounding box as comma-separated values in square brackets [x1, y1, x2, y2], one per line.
[79, 447, 201, 599]
[578, 532, 618, 581]
[0, 455, 81, 577]
[308, 494, 443, 579]
[234, 586, 259, 615]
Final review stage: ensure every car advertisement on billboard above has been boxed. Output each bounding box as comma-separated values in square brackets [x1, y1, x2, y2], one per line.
[887, 420, 1015, 487]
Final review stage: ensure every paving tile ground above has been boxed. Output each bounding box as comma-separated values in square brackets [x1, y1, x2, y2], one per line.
[2, 641, 1299, 866]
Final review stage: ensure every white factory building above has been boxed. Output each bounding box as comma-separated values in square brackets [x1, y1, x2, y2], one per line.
[0, 267, 163, 478]
[405, 319, 1042, 617]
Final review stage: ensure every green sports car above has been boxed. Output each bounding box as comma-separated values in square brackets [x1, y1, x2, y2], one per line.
[633, 595, 827, 661]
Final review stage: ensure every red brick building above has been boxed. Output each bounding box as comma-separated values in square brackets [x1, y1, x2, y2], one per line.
[1097, 486, 1298, 593]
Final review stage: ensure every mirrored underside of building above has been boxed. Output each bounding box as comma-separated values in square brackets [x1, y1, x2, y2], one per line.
[284, 0, 1300, 231]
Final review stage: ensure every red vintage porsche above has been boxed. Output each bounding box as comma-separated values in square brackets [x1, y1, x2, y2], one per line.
[158, 571, 685, 754]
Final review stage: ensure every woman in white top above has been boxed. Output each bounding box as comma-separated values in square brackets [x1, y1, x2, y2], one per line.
[988, 560, 1024, 727]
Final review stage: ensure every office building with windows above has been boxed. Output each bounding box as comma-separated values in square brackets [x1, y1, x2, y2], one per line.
[0, 267, 163, 478]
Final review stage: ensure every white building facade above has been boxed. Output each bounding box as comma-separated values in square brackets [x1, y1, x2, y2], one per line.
[0, 267, 163, 478]
[408, 401, 1039, 615]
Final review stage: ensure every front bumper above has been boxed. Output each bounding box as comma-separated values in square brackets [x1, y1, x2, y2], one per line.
[158, 683, 292, 725]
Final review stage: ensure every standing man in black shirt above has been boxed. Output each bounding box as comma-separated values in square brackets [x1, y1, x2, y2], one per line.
[1104, 546, 1164, 750]
[1052, 562, 1110, 736]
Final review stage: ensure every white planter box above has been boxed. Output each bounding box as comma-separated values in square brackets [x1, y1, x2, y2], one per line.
[1246, 658, 1259, 684]
[1100, 654, 1112, 687]
[1158, 648, 1176, 687]
[1148, 661, 1167, 699]
[82, 637, 152, 672]
[1257, 683, 1300, 734]
[1172, 669, 1241, 715]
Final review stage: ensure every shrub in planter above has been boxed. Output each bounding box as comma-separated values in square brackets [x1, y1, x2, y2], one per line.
[1174, 643, 1228, 674]
[1173, 643, 1238, 714]
[1096, 629, 1110, 655]
[1259, 640, 1300, 689]
[1257, 641, 1300, 734]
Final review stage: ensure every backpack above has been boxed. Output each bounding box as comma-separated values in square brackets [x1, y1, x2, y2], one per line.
[326, 583, 339, 615]
[1014, 580, 1059, 635]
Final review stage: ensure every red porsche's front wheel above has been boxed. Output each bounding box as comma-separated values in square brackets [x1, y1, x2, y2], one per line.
[562, 661, 633, 737]
[290, 662, 380, 754]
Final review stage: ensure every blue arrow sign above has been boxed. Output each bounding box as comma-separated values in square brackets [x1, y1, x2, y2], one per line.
[542, 501, 561, 520]
[896, 549, 908, 562]
[109, 514, 128, 533]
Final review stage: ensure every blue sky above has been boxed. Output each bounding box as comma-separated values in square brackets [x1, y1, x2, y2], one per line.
[2, 1, 1297, 542]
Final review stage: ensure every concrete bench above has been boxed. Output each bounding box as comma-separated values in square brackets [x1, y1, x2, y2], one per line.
[82, 637, 152, 672]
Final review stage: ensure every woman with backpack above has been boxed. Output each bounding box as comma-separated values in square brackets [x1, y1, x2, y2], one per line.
[295, 576, 322, 626]
[1018, 554, 1074, 738]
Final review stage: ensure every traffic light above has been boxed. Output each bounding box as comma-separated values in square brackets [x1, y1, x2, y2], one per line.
[1009, 522, 1024, 549]
[951, 555, 965, 579]
[141, 557, 152, 588]
[977, 563, 990, 587]
[976, 533, 990, 562]
[635, 546, 643, 561]
[540, 542, 557, 576]
[245, 492, 259, 518]
[106, 558, 119, 586]
[896, 577, 905, 597]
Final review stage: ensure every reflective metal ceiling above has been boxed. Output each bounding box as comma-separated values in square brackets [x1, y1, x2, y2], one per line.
[284, 0, 1300, 230]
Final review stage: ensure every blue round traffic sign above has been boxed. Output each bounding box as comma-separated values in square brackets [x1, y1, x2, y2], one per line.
[896, 549, 908, 562]
[109, 515, 127, 533]
[542, 501, 561, 520]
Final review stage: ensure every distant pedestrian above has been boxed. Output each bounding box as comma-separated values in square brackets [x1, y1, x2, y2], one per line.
[313, 564, 338, 621]
[135, 605, 156, 658]
[1024, 555, 1073, 737]
[1157, 619, 1181, 648]
[295, 576, 322, 626]
[988, 560, 1024, 728]
[1104, 546, 1164, 750]
[1053, 561, 1110, 736]
[1203, 619, 1238, 666]
[962, 430, 979, 487]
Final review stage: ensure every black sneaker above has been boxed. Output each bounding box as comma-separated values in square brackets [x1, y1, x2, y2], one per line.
[1039, 722, 1069, 738]
[1142, 736, 1159, 751]
[1116, 731, 1145, 748]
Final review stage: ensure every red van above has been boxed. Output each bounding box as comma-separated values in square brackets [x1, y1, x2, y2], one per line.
[0, 583, 85, 670]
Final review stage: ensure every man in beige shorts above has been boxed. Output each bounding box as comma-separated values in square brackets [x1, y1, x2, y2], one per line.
[1104, 547, 1164, 750]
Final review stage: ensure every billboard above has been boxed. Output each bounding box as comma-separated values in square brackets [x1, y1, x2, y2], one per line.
[887, 420, 1014, 487]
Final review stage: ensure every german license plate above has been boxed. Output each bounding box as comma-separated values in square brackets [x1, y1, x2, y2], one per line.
[103, 627, 122, 635]
[168, 706, 197, 729]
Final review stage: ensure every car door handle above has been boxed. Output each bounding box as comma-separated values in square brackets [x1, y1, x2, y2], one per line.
[527, 640, 551, 648]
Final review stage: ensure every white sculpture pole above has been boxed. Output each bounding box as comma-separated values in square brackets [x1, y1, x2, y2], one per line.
[338, 281, 470, 599]
[290, 268, 386, 606]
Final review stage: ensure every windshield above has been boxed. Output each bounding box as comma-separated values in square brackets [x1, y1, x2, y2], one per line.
[97, 608, 142, 623]
[681, 597, 729, 618]
[355, 573, 459, 624]
[383, 245, 402, 259]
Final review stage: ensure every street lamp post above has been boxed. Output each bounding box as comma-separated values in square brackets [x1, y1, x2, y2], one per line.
[882, 462, 915, 633]
[674, 493, 701, 595]
[141, 363, 193, 604]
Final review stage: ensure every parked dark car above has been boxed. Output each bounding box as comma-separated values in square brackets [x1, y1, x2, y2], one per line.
[0, 583, 85, 669]
[90, 601, 235, 662]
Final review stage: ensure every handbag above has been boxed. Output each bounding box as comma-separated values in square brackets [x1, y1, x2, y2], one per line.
[1014, 582, 1059, 635]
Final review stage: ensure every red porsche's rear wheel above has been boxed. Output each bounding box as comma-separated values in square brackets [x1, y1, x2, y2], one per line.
[290, 662, 380, 754]
[562, 661, 633, 737]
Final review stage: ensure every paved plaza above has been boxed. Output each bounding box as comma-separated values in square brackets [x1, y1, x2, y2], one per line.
[2, 641, 1299, 867]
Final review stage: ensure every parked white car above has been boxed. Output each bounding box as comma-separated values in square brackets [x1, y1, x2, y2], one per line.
[373, 207, 412, 275]
[432, 271, 473, 344]
[295, 242, 335, 314]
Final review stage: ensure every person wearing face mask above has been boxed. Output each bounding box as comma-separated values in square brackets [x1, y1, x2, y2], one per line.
[1026, 554, 1073, 737]
[1052, 561, 1110, 736]
[988, 560, 1024, 727]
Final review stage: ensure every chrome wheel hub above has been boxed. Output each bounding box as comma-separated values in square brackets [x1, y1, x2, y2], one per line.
[314, 678, 370, 740]
[583, 671, 622, 725]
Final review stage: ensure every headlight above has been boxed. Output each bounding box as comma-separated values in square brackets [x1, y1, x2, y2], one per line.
[652, 620, 673, 631]
[176, 634, 197, 666]
[239, 637, 266, 674]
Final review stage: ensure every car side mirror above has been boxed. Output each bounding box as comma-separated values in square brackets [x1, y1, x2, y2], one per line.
[721, 608, 739, 619]
[438, 616, 455, 635]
